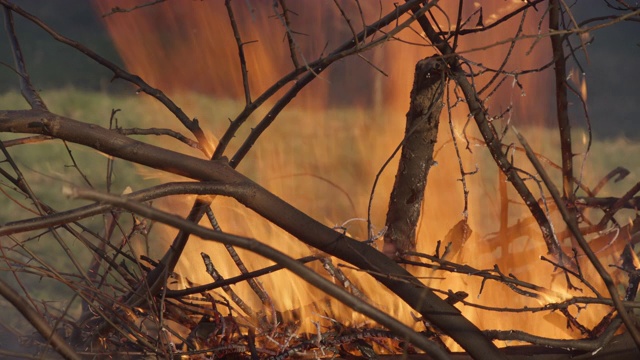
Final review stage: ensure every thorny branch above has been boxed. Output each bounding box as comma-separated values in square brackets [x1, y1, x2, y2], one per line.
[274, 0, 301, 69]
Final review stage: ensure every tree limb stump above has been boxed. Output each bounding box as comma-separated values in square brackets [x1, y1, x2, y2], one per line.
[384, 56, 446, 257]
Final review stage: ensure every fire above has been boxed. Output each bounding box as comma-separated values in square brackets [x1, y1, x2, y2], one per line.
[94, 0, 613, 349]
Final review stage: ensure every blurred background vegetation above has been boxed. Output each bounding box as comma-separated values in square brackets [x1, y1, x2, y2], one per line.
[0, 0, 130, 93]
[1, 0, 639, 138]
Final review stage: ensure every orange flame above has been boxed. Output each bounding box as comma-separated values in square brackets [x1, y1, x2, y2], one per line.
[94, 0, 612, 347]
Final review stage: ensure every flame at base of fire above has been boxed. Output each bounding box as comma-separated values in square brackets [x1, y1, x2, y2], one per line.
[121, 95, 615, 351]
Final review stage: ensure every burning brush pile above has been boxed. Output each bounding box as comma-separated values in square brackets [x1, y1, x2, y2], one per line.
[1, 0, 640, 359]
[84, 252, 433, 359]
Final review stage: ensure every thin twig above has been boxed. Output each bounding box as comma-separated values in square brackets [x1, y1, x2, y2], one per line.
[478, 9, 528, 95]
[1, 0, 210, 154]
[484, 318, 622, 351]
[201, 252, 255, 317]
[0, 278, 81, 360]
[102, 0, 166, 17]
[204, 206, 274, 316]
[117, 127, 203, 150]
[276, 0, 300, 69]
[550, 0, 578, 227]
[2, 6, 48, 111]
[439, 0, 545, 37]
[0, 182, 240, 236]
[226, 0, 432, 167]
[1, 135, 53, 147]
[446, 79, 474, 220]
[165, 256, 320, 297]
[451, 0, 463, 51]
[61, 140, 93, 187]
[225, 0, 253, 105]
[512, 125, 640, 350]
[65, 186, 453, 359]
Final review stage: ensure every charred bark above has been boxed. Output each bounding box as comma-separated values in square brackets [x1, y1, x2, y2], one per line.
[384, 56, 446, 257]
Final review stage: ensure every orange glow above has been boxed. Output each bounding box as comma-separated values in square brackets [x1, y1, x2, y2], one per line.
[94, 0, 614, 349]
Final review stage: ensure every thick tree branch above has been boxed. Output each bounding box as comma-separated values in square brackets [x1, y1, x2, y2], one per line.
[384, 56, 446, 256]
[66, 186, 451, 359]
[0, 108, 501, 359]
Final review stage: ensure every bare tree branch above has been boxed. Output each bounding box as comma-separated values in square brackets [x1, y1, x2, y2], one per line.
[65, 186, 452, 359]
[383, 56, 446, 256]
[229, 1, 436, 168]
[0, 108, 502, 359]
[0, 0, 210, 154]
[2, 6, 47, 110]
[225, 0, 253, 106]
[0, 278, 81, 360]
[407, 1, 566, 262]
[550, 0, 577, 226]
[513, 126, 640, 350]
[101, 0, 166, 17]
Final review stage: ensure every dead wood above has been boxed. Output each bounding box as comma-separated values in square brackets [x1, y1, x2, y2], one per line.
[334, 333, 640, 359]
[0, 109, 504, 359]
[384, 56, 446, 257]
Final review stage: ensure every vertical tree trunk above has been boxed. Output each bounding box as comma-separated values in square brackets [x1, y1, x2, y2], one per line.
[383, 56, 446, 257]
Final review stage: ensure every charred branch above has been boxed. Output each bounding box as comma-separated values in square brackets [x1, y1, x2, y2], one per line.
[0, 108, 497, 358]
[384, 56, 446, 256]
